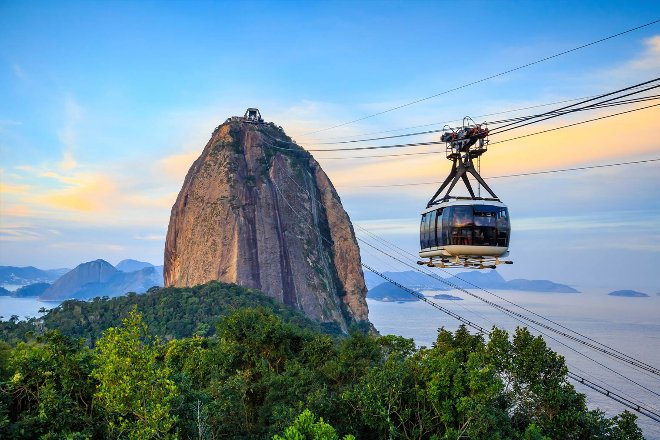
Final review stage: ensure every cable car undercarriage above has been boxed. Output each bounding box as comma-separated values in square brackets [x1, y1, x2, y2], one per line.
[418, 119, 513, 269]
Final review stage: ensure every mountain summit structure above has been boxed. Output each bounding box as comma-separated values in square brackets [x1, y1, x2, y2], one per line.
[164, 111, 369, 331]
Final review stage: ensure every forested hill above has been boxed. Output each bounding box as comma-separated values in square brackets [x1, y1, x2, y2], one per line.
[0, 281, 343, 344]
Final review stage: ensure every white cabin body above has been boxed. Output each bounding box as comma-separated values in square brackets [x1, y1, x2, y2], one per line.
[419, 198, 510, 259]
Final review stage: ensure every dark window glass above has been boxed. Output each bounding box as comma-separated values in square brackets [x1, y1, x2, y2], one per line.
[441, 208, 450, 245]
[428, 210, 437, 247]
[496, 208, 510, 247]
[439, 205, 510, 248]
[451, 206, 473, 228]
[473, 206, 496, 245]
[474, 206, 497, 227]
[420, 213, 427, 249]
[450, 206, 473, 245]
[436, 208, 443, 246]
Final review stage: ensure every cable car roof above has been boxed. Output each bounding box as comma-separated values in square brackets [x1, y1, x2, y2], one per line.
[420, 197, 507, 215]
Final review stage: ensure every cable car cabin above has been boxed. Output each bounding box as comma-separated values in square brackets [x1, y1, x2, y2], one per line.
[419, 199, 511, 269]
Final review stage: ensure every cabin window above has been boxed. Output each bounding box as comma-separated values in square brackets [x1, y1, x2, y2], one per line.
[450, 206, 473, 245]
[496, 207, 510, 247]
[441, 208, 450, 246]
[428, 210, 437, 247]
[423, 205, 510, 250]
[436, 208, 443, 247]
[420, 213, 427, 249]
[419, 213, 429, 249]
[473, 206, 498, 246]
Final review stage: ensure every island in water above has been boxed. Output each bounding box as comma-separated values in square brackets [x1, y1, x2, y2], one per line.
[607, 290, 649, 297]
[432, 293, 463, 301]
[367, 282, 420, 302]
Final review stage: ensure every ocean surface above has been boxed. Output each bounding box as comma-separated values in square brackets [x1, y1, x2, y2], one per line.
[368, 288, 660, 439]
[0, 296, 62, 320]
[1, 291, 658, 438]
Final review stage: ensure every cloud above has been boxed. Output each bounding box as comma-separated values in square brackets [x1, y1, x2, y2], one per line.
[0, 205, 32, 217]
[29, 171, 117, 213]
[616, 35, 660, 74]
[513, 211, 660, 232]
[56, 95, 83, 171]
[134, 234, 166, 241]
[48, 242, 126, 252]
[355, 218, 419, 235]
[0, 120, 22, 132]
[11, 64, 26, 81]
[156, 150, 199, 183]
[0, 226, 41, 242]
[0, 182, 30, 194]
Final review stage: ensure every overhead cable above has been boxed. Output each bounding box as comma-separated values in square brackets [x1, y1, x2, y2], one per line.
[307, 102, 660, 159]
[305, 85, 659, 145]
[488, 79, 660, 135]
[265, 92, 659, 154]
[341, 158, 660, 188]
[299, 95, 601, 142]
[303, 19, 660, 135]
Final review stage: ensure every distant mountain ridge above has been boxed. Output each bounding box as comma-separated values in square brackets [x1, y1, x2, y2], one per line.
[40, 259, 163, 300]
[363, 270, 578, 293]
[13, 283, 51, 297]
[0, 266, 68, 288]
[115, 259, 154, 272]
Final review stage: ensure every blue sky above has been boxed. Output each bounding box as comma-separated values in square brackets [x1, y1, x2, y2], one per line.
[1, 1, 659, 291]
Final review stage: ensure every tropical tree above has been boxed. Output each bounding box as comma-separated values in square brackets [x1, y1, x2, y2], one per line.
[92, 308, 177, 439]
[274, 409, 355, 440]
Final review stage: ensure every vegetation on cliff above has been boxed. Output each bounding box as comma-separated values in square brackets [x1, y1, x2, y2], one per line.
[0, 299, 643, 439]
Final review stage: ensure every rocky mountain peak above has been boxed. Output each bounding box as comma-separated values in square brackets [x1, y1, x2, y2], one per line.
[164, 117, 369, 331]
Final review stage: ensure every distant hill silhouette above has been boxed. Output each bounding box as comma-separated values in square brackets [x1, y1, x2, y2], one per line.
[0, 266, 68, 287]
[115, 259, 154, 272]
[13, 282, 51, 297]
[608, 289, 649, 297]
[432, 293, 463, 300]
[40, 259, 162, 300]
[364, 269, 578, 293]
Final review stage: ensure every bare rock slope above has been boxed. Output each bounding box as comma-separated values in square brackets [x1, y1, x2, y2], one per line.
[164, 119, 369, 331]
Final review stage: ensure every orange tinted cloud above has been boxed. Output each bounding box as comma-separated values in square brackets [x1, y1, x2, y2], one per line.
[31, 172, 118, 213]
[157, 150, 199, 182]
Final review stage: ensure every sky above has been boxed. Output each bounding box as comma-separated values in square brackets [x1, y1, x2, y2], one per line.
[1, 0, 659, 291]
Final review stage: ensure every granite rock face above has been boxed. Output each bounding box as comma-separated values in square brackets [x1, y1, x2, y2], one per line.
[164, 119, 369, 331]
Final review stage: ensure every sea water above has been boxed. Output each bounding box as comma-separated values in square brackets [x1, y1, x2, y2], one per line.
[0, 297, 62, 320]
[368, 288, 660, 439]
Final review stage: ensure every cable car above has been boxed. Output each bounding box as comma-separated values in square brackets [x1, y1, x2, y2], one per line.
[418, 119, 512, 269]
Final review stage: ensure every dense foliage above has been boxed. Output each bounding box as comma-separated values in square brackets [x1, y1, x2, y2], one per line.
[0, 303, 644, 439]
[0, 281, 339, 345]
